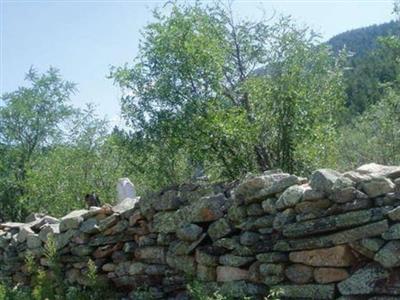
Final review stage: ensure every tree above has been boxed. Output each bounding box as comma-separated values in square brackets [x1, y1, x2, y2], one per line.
[110, 2, 345, 181]
[0, 67, 75, 219]
[22, 106, 127, 217]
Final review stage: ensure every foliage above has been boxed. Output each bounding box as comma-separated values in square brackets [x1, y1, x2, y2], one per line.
[0, 237, 117, 300]
[110, 2, 346, 182]
[22, 105, 127, 217]
[0, 67, 75, 220]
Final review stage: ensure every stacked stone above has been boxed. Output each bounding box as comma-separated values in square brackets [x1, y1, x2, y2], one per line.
[1, 163, 400, 299]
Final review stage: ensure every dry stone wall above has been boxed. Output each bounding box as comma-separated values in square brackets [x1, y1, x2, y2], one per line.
[1, 163, 400, 299]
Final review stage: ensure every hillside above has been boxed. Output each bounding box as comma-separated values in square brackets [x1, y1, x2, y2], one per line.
[327, 20, 400, 57]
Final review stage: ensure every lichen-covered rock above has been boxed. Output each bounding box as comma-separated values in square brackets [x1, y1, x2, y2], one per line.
[219, 254, 253, 267]
[361, 176, 395, 198]
[234, 172, 299, 204]
[276, 185, 305, 210]
[197, 264, 216, 281]
[261, 198, 277, 214]
[207, 219, 232, 241]
[289, 245, 356, 267]
[80, 218, 99, 234]
[134, 247, 166, 264]
[271, 284, 336, 299]
[176, 224, 203, 242]
[273, 208, 296, 231]
[166, 254, 196, 275]
[284, 264, 313, 284]
[374, 240, 400, 268]
[240, 231, 260, 246]
[256, 252, 288, 263]
[275, 220, 389, 251]
[283, 208, 389, 238]
[310, 169, 341, 194]
[338, 263, 389, 295]
[356, 163, 400, 179]
[59, 210, 87, 232]
[388, 206, 400, 221]
[382, 224, 400, 240]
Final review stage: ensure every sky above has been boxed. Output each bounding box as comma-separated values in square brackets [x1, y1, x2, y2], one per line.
[0, 0, 395, 127]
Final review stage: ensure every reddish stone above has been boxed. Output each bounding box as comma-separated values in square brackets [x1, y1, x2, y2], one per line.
[289, 245, 356, 267]
[314, 267, 349, 283]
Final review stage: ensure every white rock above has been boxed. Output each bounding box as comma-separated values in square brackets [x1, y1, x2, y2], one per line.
[117, 178, 136, 203]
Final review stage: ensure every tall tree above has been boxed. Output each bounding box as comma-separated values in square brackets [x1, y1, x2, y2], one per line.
[0, 67, 75, 219]
[110, 2, 345, 181]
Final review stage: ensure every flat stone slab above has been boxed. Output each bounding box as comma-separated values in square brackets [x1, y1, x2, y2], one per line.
[289, 245, 356, 267]
[283, 208, 389, 238]
[275, 220, 389, 251]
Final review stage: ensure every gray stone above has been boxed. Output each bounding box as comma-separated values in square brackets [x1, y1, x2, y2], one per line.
[284, 264, 313, 284]
[177, 224, 203, 242]
[80, 218, 99, 234]
[227, 205, 247, 223]
[276, 185, 305, 210]
[240, 231, 260, 246]
[195, 248, 219, 266]
[59, 210, 87, 232]
[283, 208, 389, 238]
[388, 206, 400, 221]
[256, 252, 288, 263]
[219, 254, 254, 267]
[207, 219, 232, 241]
[338, 263, 389, 295]
[134, 247, 166, 264]
[360, 238, 385, 252]
[275, 220, 389, 251]
[166, 254, 196, 275]
[375, 241, 400, 268]
[271, 284, 335, 299]
[261, 198, 277, 214]
[382, 224, 400, 240]
[246, 203, 264, 216]
[273, 208, 296, 231]
[26, 234, 42, 249]
[71, 245, 92, 257]
[303, 187, 325, 201]
[153, 190, 181, 211]
[310, 169, 341, 194]
[234, 173, 299, 204]
[197, 264, 216, 281]
[356, 163, 400, 179]
[361, 176, 395, 198]
[128, 262, 146, 275]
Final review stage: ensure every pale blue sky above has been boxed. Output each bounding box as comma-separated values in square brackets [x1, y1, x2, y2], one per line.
[0, 0, 395, 126]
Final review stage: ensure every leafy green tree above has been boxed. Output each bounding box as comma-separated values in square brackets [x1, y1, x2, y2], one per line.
[110, 2, 345, 181]
[0, 67, 75, 219]
[23, 105, 127, 217]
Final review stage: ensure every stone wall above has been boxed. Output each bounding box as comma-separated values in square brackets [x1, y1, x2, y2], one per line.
[1, 163, 400, 299]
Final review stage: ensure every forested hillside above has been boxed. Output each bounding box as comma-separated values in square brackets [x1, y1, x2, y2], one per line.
[327, 21, 400, 114]
[327, 21, 400, 57]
